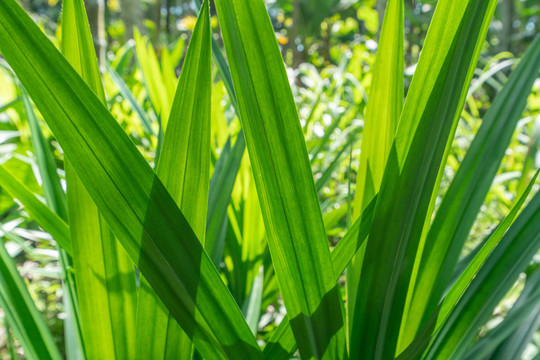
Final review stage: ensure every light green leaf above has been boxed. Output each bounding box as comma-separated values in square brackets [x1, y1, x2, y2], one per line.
[0, 1, 262, 359]
[133, 30, 170, 127]
[214, 0, 347, 357]
[347, 0, 403, 327]
[264, 196, 377, 359]
[61, 0, 138, 358]
[21, 65, 84, 360]
[0, 165, 70, 253]
[136, 1, 212, 358]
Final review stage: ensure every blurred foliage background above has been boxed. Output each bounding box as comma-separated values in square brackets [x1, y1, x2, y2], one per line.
[0, 0, 539, 358]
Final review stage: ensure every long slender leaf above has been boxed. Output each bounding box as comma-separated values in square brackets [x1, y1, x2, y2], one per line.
[133, 30, 170, 126]
[401, 34, 540, 346]
[463, 267, 540, 360]
[214, 0, 347, 357]
[21, 89, 67, 219]
[347, 0, 403, 332]
[264, 196, 377, 359]
[424, 180, 540, 359]
[350, 1, 498, 358]
[0, 1, 263, 359]
[135, 2, 212, 358]
[22, 69, 84, 360]
[62, 0, 138, 358]
[206, 133, 245, 265]
[395, 169, 539, 360]
[0, 239, 62, 360]
[0, 165, 70, 253]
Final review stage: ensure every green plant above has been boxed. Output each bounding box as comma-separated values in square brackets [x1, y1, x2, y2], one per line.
[0, 0, 539, 359]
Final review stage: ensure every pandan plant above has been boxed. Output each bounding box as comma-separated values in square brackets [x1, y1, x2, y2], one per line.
[0, 0, 539, 359]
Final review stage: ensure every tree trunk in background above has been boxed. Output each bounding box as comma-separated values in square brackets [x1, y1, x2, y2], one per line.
[119, 0, 144, 40]
[500, 0, 514, 52]
[85, 0, 107, 68]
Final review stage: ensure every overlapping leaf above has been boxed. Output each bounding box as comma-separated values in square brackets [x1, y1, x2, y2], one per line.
[0, 1, 262, 359]
[0, 241, 62, 360]
[136, 1, 211, 358]
[350, 1, 498, 358]
[214, 0, 347, 357]
[401, 34, 540, 346]
[62, 0, 137, 357]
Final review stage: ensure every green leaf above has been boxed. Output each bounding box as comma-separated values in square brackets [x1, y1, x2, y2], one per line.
[401, 33, 540, 346]
[0, 165, 70, 253]
[425, 174, 540, 359]
[21, 90, 67, 219]
[0, 1, 262, 359]
[106, 63, 155, 136]
[21, 66, 84, 360]
[61, 0, 138, 358]
[0, 240, 62, 360]
[135, 1, 212, 358]
[133, 30, 170, 127]
[396, 170, 539, 360]
[347, 0, 403, 328]
[463, 267, 540, 360]
[206, 133, 245, 266]
[264, 196, 377, 359]
[350, 1, 498, 358]
[242, 266, 264, 335]
[352, 0, 403, 215]
[214, 0, 347, 357]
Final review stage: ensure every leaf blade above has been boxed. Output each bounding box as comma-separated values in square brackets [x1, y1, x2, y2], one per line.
[0, 1, 263, 359]
[401, 33, 540, 347]
[135, 1, 212, 358]
[214, 0, 347, 357]
[350, 1, 498, 358]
